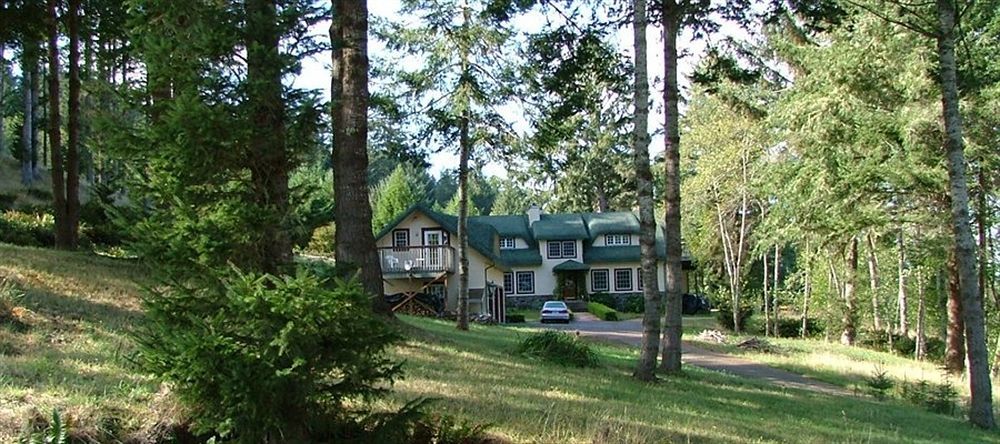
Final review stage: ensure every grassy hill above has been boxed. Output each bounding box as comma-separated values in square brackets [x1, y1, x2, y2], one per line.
[1, 243, 998, 443]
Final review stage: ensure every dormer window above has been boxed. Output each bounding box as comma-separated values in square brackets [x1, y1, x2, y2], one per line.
[606, 234, 631, 246]
[500, 237, 517, 249]
[547, 240, 576, 259]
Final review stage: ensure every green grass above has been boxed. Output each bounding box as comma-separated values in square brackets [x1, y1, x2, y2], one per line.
[0, 243, 168, 442]
[686, 323, 1000, 414]
[1, 242, 998, 443]
[386, 316, 998, 443]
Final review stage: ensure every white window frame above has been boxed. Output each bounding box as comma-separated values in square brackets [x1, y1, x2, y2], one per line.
[591, 269, 610, 292]
[637, 267, 643, 290]
[503, 272, 514, 291]
[500, 237, 517, 249]
[392, 229, 409, 248]
[606, 234, 631, 246]
[516, 271, 535, 294]
[614, 268, 633, 292]
[561, 240, 576, 258]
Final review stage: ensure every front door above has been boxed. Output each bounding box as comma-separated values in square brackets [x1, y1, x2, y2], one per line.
[562, 276, 578, 300]
[423, 229, 445, 269]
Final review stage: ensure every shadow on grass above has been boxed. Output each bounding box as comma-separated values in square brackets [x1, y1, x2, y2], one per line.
[396, 316, 1000, 444]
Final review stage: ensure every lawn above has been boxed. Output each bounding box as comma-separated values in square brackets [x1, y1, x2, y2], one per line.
[1, 243, 998, 443]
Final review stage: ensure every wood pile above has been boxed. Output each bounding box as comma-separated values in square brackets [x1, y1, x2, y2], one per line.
[696, 329, 728, 344]
[736, 336, 777, 353]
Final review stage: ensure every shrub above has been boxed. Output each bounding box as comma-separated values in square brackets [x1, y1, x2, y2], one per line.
[775, 317, 824, 338]
[135, 266, 401, 441]
[0, 211, 55, 247]
[899, 379, 958, 415]
[587, 302, 619, 321]
[304, 223, 336, 256]
[506, 314, 525, 323]
[865, 365, 894, 400]
[621, 294, 644, 314]
[20, 409, 69, 444]
[0, 278, 25, 321]
[589, 292, 618, 311]
[518, 331, 598, 368]
[716, 304, 753, 332]
[0, 193, 15, 211]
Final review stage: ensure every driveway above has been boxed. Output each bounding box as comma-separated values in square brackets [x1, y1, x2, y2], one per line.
[528, 314, 850, 396]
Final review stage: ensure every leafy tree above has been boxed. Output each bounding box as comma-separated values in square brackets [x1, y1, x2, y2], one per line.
[490, 179, 540, 215]
[371, 163, 432, 232]
[379, 0, 517, 329]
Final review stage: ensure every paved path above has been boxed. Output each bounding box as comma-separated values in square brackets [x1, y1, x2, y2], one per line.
[531, 316, 850, 396]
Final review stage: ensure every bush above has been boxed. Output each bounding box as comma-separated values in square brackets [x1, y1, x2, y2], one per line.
[587, 302, 619, 321]
[775, 317, 824, 338]
[518, 331, 598, 367]
[865, 365, 894, 400]
[589, 292, 618, 311]
[716, 304, 753, 332]
[899, 379, 958, 415]
[0, 211, 55, 247]
[506, 314, 525, 323]
[135, 266, 401, 441]
[621, 294, 644, 314]
[304, 223, 336, 256]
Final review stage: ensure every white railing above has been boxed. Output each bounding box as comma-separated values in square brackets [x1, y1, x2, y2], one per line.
[378, 246, 455, 274]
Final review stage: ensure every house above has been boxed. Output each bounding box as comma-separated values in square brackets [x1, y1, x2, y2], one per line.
[374, 203, 694, 318]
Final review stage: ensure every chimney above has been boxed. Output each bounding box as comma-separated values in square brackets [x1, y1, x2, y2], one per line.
[527, 203, 542, 225]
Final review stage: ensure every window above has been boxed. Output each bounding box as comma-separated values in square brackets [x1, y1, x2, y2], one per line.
[516, 271, 535, 294]
[591, 269, 610, 292]
[547, 240, 576, 259]
[503, 272, 514, 291]
[606, 234, 631, 246]
[637, 268, 643, 290]
[561, 241, 576, 258]
[614, 268, 633, 291]
[392, 229, 409, 248]
[500, 237, 516, 249]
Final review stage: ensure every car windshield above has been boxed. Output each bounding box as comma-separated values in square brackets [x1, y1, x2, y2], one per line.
[542, 302, 567, 309]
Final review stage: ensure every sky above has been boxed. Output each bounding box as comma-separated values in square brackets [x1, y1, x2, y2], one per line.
[294, 1, 748, 178]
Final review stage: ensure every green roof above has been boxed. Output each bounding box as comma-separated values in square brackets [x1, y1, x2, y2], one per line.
[499, 248, 543, 266]
[583, 212, 641, 237]
[473, 215, 532, 239]
[552, 260, 590, 271]
[531, 214, 589, 240]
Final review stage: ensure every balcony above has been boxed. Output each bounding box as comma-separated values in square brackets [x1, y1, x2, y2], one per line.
[379, 245, 455, 277]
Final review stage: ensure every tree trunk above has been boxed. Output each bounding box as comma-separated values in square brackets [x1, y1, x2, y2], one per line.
[867, 232, 881, 332]
[897, 229, 909, 335]
[763, 250, 770, 337]
[66, 0, 82, 249]
[658, 0, 683, 374]
[773, 244, 780, 335]
[0, 45, 5, 160]
[456, 111, 471, 331]
[31, 58, 41, 180]
[945, 252, 966, 373]
[332, 1, 389, 314]
[21, 45, 34, 185]
[631, 0, 661, 381]
[801, 243, 811, 338]
[915, 269, 927, 361]
[48, 0, 71, 250]
[246, 0, 291, 274]
[936, 0, 994, 427]
[840, 238, 858, 346]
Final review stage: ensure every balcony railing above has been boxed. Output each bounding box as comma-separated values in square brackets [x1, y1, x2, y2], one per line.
[379, 245, 455, 275]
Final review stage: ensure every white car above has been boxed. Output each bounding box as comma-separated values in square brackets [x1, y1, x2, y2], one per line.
[540, 301, 572, 323]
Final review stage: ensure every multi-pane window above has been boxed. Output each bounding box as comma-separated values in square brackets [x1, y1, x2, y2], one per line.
[591, 269, 610, 292]
[392, 229, 409, 247]
[516, 271, 535, 294]
[605, 234, 631, 246]
[547, 240, 576, 259]
[503, 272, 514, 292]
[637, 268, 644, 290]
[614, 268, 633, 291]
[500, 237, 517, 249]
